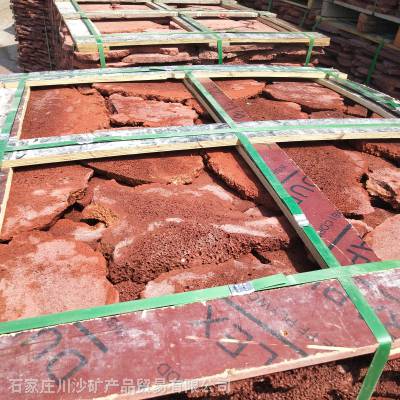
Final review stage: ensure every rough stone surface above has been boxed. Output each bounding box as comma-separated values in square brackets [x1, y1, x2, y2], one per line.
[234, 98, 308, 120]
[82, 177, 294, 298]
[140, 253, 292, 299]
[109, 94, 198, 127]
[204, 149, 279, 210]
[86, 152, 204, 186]
[93, 81, 194, 102]
[1, 164, 93, 241]
[366, 168, 400, 210]
[215, 79, 266, 99]
[365, 214, 400, 260]
[283, 145, 374, 217]
[263, 82, 345, 112]
[347, 219, 372, 238]
[49, 219, 105, 248]
[0, 231, 118, 321]
[354, 140, 400, 165]
[21, 87, 110, 139]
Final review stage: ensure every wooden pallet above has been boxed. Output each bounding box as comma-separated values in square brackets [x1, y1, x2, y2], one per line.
[54, 0, 328, 51]
[1, 64, 400, 399]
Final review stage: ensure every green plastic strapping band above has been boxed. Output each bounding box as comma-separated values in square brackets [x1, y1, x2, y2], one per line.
[185, 72, 392, 400]
[312, 15, 322, 31]
[299, 8, 310, 28]
[303, 32, 315, 66]
[7, 119, 400, 153]
[70, 0, 107, 68]
[326, 72, 400, 114]
[267, 0, 273, 11]
[366, 39, 385, 85]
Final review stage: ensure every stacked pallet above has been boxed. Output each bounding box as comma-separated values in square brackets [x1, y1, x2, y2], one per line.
[316, 0, 400, 99]
[10, 0, 54, 72]
[239, 0, 322, 29]
[338, 0, 400, 16]
[10, 0, 328, 71]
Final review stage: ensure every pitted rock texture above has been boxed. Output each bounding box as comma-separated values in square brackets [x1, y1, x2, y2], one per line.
[214, 79, 266, 99]
[283, 144, 374, 217]
[366, 168, 400, 210]
[1, 164, 93, 241]
[366, 214, 400, 260]
[0, 231, 118, 321]
[140, 253, 293, 299]
[82, 177, 294, 297]
[21, 87, 110, 139]
[49, 219, 105, 249]
[86, 152, 204, 186]
[109, 94, 199, 127]
[263, 82, 346, 112]
[234, 98, 308, 120]
[354, 140, 400, 165]
[204, 150, 278, 210]
[93, 81, 194, 103]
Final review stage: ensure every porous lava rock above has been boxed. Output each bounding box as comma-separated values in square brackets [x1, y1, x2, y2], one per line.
[82, 178, 294, 298]
[354, 141, 400, 165]
[109, 94, 198, 127]
[263, 82, 345, 112]
[49, 219, 105, 248]
[283, 145, 374, 217]
[85, 152, 204, 186]
[204, 149, 278, 210]
[140, 253, 294, 298]
[1, 164, 93, 241]
[365, 214, 400, 260]
[234, 98, 308, 120]
[366, 168, 400, 210]
[21, 87, 110, 139]
[0, 231, 118, 321]
[215, 79, 266, 99]
[93, 81, 194, 102]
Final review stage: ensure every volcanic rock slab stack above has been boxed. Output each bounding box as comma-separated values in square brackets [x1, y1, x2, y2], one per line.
[10, 0, 329, 71]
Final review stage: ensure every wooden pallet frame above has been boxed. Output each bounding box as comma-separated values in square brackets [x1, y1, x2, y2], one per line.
[54, 0, 329, 51]
[1, 64, 400, 399]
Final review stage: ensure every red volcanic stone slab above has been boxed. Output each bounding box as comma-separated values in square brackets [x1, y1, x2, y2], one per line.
[94, 19, 184, 34]
[200, 18, 277, 32]
[93, 81, 194, 103]
[82, 178, 294, 297]
[354, 140, 400, 165]
[48, 219, 105, 249]
[0, 164, 93, 241]
[141, 253, 297, 298]
[205, 149, 278, 210]
[346, 104, 369, 117]
[86, 153, 204, 186]
[309, 110, 352, 119]
[109, 95, 198, 127]
[263, 82, 345, 112]
[366, 167, 400, 210]
[214, 79, 266, 99]
[283, 145, 374, 217]
[366, 214, 400, 260]
[234, 98, 308, 120]
[21, 87, 110, 139]
[0, 231, 118, 322]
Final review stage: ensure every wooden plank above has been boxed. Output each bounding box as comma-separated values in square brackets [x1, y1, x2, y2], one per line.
[0, 269, 399, 399]
[192, 77, 380, 267]
[72, 30, 330, 51]
[4, 118, 400, 167]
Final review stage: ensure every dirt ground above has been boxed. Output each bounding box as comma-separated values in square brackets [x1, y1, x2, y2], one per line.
[0, 0, 18, 74]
